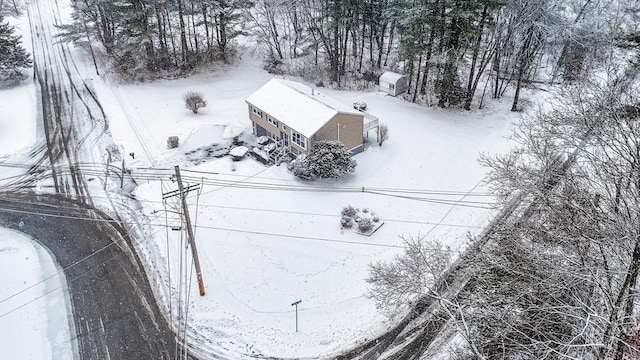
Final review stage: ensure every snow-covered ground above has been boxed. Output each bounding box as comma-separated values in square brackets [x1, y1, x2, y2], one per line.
[85, 52, 522, 357]
[0, 228, 75, 360]
[0, 2, 538, 358]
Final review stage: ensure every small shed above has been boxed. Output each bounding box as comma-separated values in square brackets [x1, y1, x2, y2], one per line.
[379, 71, 407, 96]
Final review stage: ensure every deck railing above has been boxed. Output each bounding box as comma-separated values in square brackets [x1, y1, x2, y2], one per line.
[363, 118, 379, 131]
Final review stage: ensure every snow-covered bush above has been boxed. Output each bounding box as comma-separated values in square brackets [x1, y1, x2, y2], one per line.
[291, 155, 314, 180]
[341, 205, 357, 218]
[358, 218, 373, 233]
[293, 140, 357, 180]
[339, 205, 383, 235]
[263, 57, 285, 75]
[167, 136, 179, 149]
[184, 91, 207, 114]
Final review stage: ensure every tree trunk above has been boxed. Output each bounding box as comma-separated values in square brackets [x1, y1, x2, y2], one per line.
[464, 6, 488, 110]
[177, 0, 189, 66]
[511, 26, 536, 112]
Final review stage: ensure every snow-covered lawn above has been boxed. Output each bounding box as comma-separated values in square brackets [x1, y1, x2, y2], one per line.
[86, 52, 522, 357]
[0, 228, 74, 360]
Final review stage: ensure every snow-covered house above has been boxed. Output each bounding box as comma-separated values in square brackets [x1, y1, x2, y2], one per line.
[246, 79, 379, 163]
[379, 71, 407, 96]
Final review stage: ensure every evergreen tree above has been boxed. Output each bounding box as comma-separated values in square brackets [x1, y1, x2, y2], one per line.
[0, 18, 32, 83]
[293, 140, 357, 180]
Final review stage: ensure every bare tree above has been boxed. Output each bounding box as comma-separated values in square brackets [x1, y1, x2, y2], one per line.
[367, 235, 452, 312]
[183, 91, 207, 114]
[472, 72, 640, 359]
[378, 124, 389, 146]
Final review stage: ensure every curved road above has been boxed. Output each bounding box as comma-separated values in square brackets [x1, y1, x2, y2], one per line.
[0, 193, 186, 359]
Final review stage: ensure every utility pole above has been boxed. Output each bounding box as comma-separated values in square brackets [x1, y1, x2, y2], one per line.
[81, 12, 100, 76]
[104, 151, 111, 190]
[174, 165, 206, 296]
[120, 157, 125, 189]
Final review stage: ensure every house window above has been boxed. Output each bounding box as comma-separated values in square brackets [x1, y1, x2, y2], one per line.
[265, 131, 278, 140]
[389, 84, 395, 90]
[267, 115, 279, 127]
[282, 125, 287, 131]
[252, 106, 263, 117]
[292, 131, 307, 149]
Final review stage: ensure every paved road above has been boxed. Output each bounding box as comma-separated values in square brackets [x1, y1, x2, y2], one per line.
[0, 193, 188, 359]
[1, 0, 115, 198]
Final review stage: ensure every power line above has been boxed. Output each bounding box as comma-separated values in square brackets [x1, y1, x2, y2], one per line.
[191, 225, 408, 249]
[1, 161, 494, 197]
[0, 204, 466, 250]
[0, 199, 486, 230]
[3, 174, 498, 208]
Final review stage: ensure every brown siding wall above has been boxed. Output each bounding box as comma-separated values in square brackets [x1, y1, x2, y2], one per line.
[247, 102, 279, 136]
[247, 102, 363, 155]
[312, 113, 364, 152]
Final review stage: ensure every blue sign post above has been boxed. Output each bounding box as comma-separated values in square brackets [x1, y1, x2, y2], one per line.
[291, 300, 302, 332]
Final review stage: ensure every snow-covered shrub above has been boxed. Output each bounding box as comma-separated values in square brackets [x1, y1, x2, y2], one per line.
[167, 136, 179, 149]
[358, 218, 373, 233]
[292, 140, 356, 180]
[341, 216, 353, 228]
[263, 57, 285, 75]
[513, 97, 533, 112]
[291, 155, 314, 180]
[184, 91, 207, 114]
[372, 216, 380, 223]
[342, 205, 357, 218]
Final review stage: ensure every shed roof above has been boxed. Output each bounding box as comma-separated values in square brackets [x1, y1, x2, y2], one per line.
[379, 71, 405, 84]
[246, 79, 361, 138]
